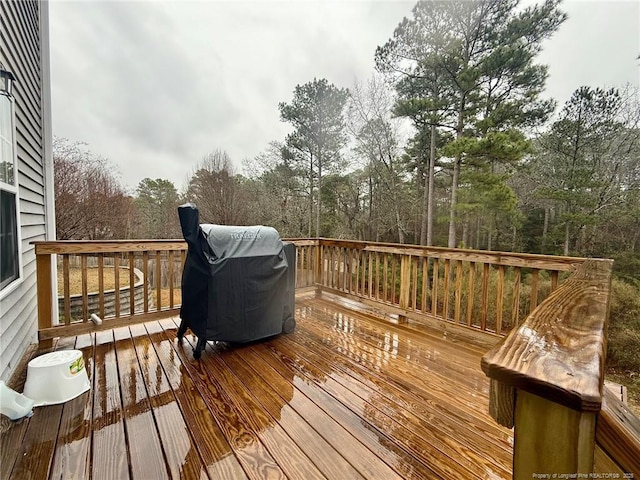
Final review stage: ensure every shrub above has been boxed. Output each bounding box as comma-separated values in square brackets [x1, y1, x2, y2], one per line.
[607, 278, 640, 371]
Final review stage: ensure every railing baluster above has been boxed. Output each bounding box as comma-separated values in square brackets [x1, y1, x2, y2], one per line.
[421, 257, 428, 313]
[391, 254, 397, 305]
[168, 250, 174, 308]
[114, 254, 120, 318]
[530, 269, 539, 313]
[81, 255, 88, 322]
[431, 258, 439, 316]
[98, 253, 105, 319]
[63, 255, 70, 325]
[454, 260, 463, 324]
[129, 253, 135, 315]
[155, 250, 162, 312]
[511, 267, 521, 328]
[375, 252, 380, 301]
[412, 256, 418, 311]
[354, 249, 360, 295]
[382, 254, 388, 303]
[496, 265, 505, 334]
[368, 252, 373, 299]
[143, 251, 149, 313]
[466, 262, 475, 327]
[443, 259, 451, 321]
[481, 263, 489, 331]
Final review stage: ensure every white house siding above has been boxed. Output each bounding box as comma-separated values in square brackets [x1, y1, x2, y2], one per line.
[0, 0, 54, 382]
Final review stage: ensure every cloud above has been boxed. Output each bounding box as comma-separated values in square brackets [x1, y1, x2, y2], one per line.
[49, 0, 638, 191]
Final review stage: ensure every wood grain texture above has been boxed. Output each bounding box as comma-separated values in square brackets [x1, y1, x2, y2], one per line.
[92, 329, 130, 480]
[222, 348, 404, 480]
[593, 445, 626, 476]
[596, 387, 640, 475]
[481, 259, 613, 412]
[199, 348, 345, 480]
[9, 340, 76, 479]
[34, 240, 188, 255]
[513, 390, 596, 479]
[164, 329, 287, 480]
[36, 252, 53, 349]
[2, 291, 530, 480]
[113, 326, 170, 480]
[39, 308, 181, 340]
[150, 321, 248, 479]
[49, 334, 94, 480]
[129, 324, 209, 480]
[489, 379, 514, 428]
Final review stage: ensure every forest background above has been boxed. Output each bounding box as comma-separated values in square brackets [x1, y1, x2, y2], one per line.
[51, 1, 640, 410]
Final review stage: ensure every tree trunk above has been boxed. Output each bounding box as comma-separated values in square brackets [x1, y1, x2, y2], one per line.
[316, 156, 322, 237]
[420, 160, 429, 245]
[421, 124, 437, 246]
[368, 173, 374, 240]
[563, 222, 570, 256]
[542, 206, 549, 240]
[462, 220, 468, 248]
[448, 100, 465, 249]
[448, 158, 460, 248]
[308, 153, 313, 238]
[487, 227, 493, 251]
[396, 208, 405, 244]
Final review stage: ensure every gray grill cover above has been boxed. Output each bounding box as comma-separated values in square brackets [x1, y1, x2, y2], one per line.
[179, 204, 292, 343]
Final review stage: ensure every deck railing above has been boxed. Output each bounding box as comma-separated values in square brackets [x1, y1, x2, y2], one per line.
[295, 239, 585, 338]
[34, 240, 187, 346]
[35, 238, 584, 343]
[33, 238, 636, 478]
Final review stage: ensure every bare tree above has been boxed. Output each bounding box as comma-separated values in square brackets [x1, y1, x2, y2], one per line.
[53, 137, 133, 240]
[348, 75, 410, 243]
[186, 149, 250, 225]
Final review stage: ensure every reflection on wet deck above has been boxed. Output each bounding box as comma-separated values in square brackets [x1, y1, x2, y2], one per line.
[1, 294, 513, 479]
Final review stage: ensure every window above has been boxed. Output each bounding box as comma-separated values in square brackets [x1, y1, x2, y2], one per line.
[0, 86, 19, 292]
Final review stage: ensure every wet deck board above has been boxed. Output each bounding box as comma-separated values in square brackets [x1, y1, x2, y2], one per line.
[1, 294, 514, 479]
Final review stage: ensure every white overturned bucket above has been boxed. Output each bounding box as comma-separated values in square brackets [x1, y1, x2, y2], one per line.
[23, 350, 90, 407]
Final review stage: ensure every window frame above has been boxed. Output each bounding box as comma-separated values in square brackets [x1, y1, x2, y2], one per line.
[0, 88, 23, 298]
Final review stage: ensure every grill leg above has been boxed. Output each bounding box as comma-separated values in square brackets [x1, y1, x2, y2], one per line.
[193, 337, 206, 359]
[177, 318, 188, 341]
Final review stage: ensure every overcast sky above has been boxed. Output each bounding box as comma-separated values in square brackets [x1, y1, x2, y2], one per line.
[49, 0, 639, 193]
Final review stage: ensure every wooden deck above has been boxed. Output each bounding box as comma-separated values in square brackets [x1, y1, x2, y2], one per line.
[1, 293, 513, 480]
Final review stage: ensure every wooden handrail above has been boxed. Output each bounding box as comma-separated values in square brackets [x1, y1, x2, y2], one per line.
[481, 258, 614, 478]
[34, 240, 188, 254]
[315, 238, 585, 271]
[481, 259, 613, 411]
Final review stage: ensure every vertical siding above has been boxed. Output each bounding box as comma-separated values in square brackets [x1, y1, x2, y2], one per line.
[0, 0, 49, 381]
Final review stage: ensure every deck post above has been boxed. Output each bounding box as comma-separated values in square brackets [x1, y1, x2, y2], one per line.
[513, 390, 596, 479]
[36, 251, 54, 349]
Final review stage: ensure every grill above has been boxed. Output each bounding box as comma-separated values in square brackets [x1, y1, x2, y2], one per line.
[177, 204, 295, 358]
